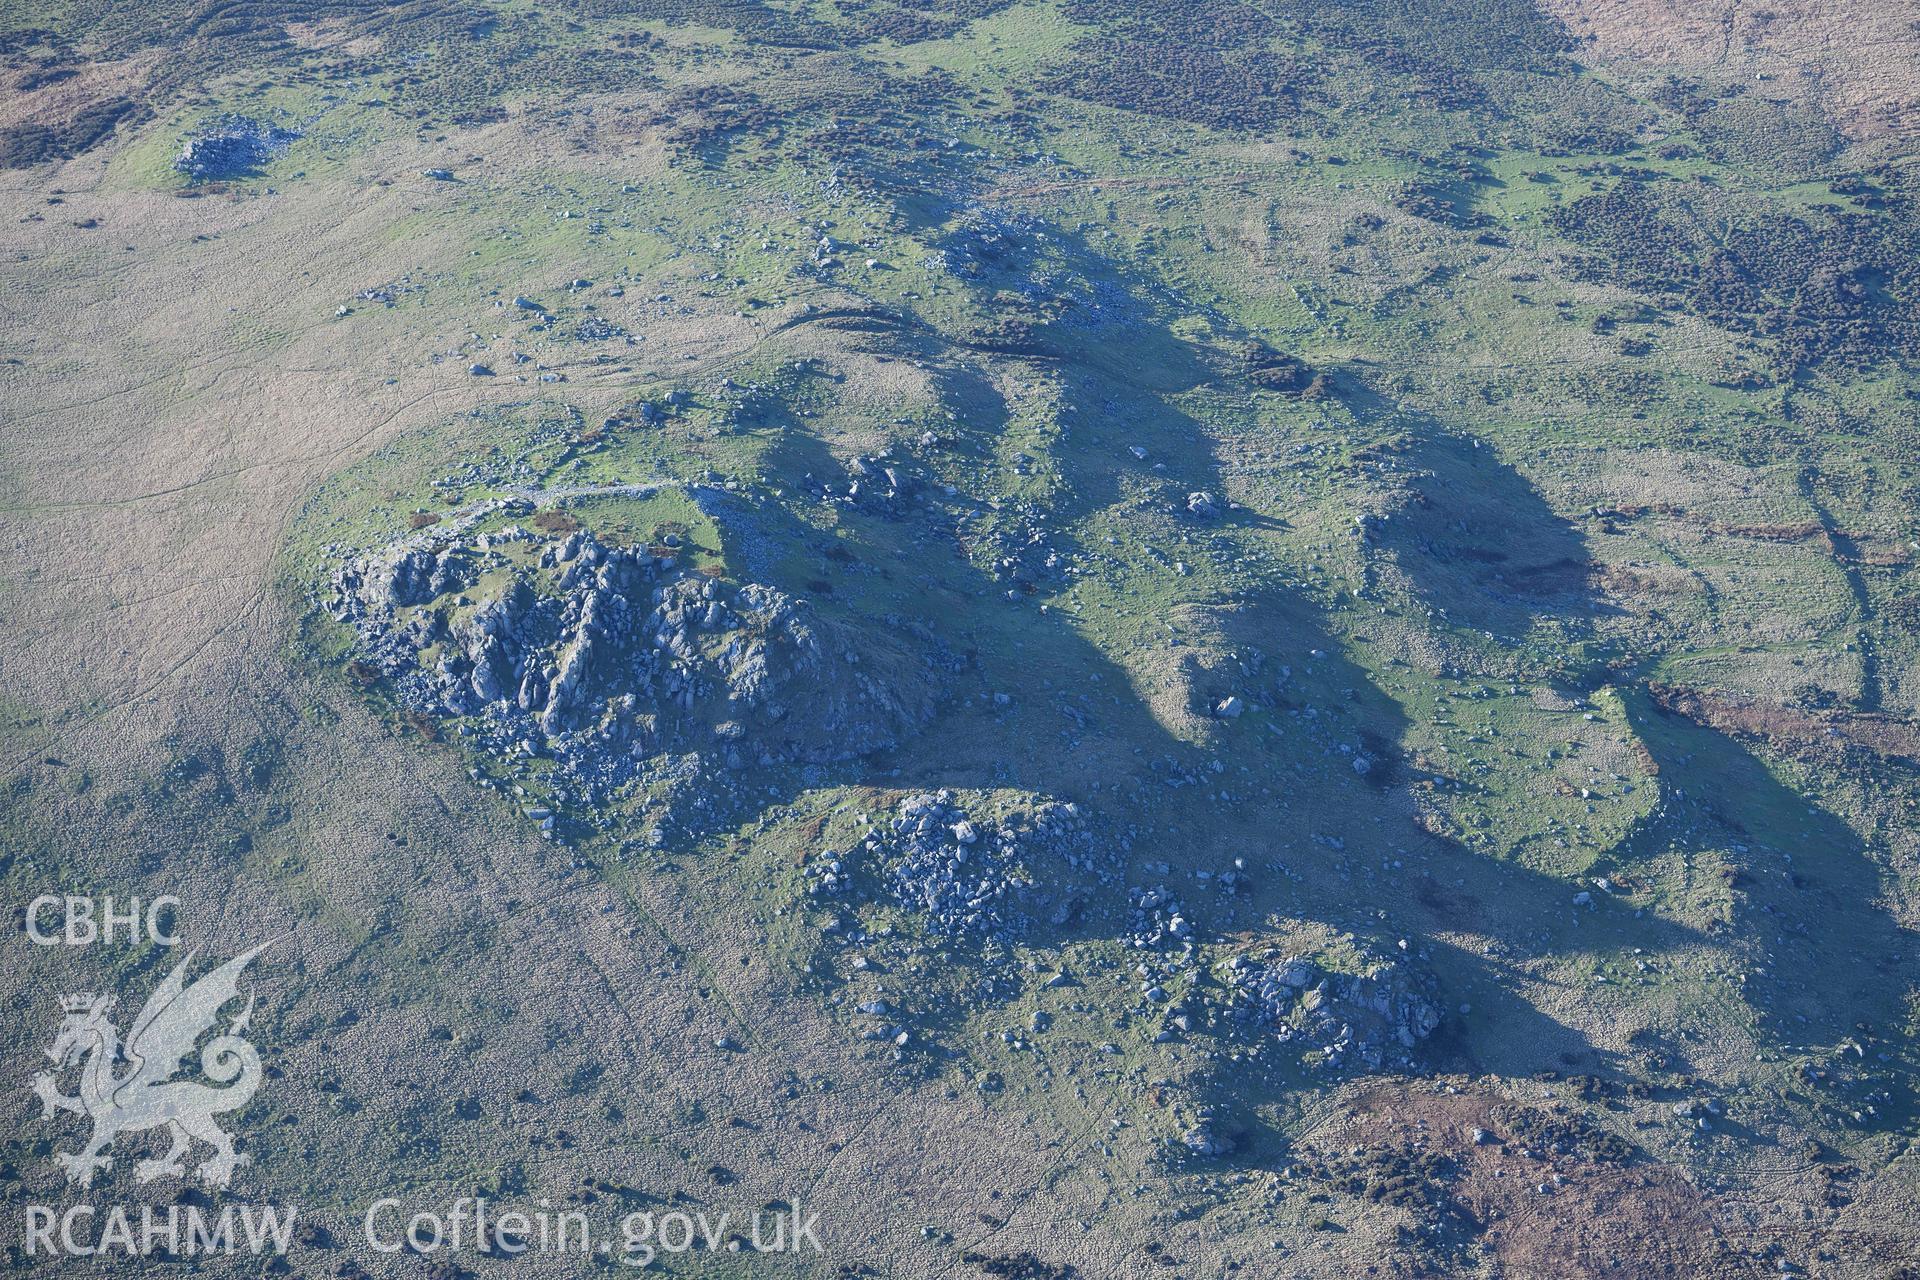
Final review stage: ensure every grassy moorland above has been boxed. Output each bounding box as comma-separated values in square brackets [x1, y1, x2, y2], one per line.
[3, 1, 1919, 1275]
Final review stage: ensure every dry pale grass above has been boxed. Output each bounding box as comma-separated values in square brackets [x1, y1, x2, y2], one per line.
[1540, 0, 1920, 139]
[0, 103, 699, 777]
[0, 52, 160, 133]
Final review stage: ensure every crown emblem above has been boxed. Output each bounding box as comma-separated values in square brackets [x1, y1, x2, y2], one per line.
[60, 994, 98, 1013]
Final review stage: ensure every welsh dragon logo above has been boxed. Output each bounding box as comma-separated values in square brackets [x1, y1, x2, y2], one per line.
[33, 942, 274, 1189]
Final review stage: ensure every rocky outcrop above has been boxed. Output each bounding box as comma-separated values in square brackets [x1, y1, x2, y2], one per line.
[1217, 942, 1442, 1073]
[175, 117, 299, 181]
[327, 518, 951, 807]
[810, 791, 1105, 941]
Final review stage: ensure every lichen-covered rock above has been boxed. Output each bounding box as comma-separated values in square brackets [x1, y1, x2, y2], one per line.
[812, 791, 1106, 941]
[327, 517, 951, 808]
[175, 117, 300, 181]
[878, 791, 1036, 938]
[1125, 883, 1189, 949]
[1217, 939, 1442, 1073]
[1180, 1118, 1232, 1158]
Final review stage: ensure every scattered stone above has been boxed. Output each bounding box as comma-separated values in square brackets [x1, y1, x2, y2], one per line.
[1216, 940, 1441, 1073]
[1124, 882, 1192, 949]
[822, 791, 1101, 941]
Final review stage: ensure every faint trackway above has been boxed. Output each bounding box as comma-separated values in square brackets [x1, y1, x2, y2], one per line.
[0, 259, 823, 764]
[371, 479, 734, 554]
[0, 378, 474, 771]
[1797, 464, 1883, 711]
[1, 480, 727, 769]
[981, 172, 1263, 201]
[0, 381, 464, 706]
[0, 375, 458, 514]
[0, 263, 812, 513]
[0, 279, 850, 517]
[0, 357, 769, 774]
